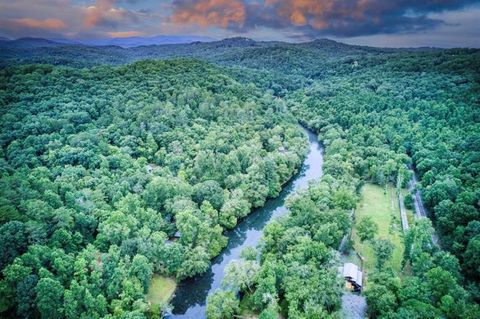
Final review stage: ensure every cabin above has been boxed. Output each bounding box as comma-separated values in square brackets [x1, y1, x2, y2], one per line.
[338, 262, 363, 292]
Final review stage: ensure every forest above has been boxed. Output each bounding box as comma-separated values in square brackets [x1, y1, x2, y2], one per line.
[0, 37, 479, 318]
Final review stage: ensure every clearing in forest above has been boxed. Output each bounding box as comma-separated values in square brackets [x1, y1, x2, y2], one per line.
[146, 275, 177, 305]
[351, 184, 405, 280]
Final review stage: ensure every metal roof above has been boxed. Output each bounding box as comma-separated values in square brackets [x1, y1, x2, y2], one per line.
[341, 263, 363, 287]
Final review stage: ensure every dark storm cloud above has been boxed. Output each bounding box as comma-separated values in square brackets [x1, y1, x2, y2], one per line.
[171, 0, 478, 38]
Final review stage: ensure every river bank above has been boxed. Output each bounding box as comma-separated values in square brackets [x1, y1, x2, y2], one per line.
[168, 127, 324, 318]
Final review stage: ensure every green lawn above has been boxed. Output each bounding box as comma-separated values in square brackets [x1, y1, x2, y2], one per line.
[146, 275, 177, 305]
[352, 184, 405, 282]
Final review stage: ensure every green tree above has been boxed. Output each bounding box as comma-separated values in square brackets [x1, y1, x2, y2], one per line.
[223, 260, 260, 293]
[372, 239, 394, 269]
[35, 278, 64, 319]
[206, 291, 239, 319]
[463, 235, 480, 281]
[365, 283, 397, 318]
[258, 305, 278, 319]
[193, 180, 225, 210]
[0, 221, 27, 270]
[177, 246, 210, 280]
[129, 254, 153, 293]
[356, 216, 378, 242]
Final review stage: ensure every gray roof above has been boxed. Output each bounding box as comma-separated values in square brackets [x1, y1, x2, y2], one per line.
[341, 263, 363, 287]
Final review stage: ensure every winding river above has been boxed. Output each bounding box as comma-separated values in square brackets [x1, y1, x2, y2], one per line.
[170, 127, 324, 318]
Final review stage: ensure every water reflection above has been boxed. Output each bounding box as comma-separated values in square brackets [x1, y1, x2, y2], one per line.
[170, 128, 323, 318]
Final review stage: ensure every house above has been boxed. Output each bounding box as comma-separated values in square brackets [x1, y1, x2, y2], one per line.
[338, 262, 363, 292]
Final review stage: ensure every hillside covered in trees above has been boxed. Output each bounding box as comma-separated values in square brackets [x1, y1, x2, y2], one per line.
[0, 38, 479, 318]
[0, 58, 307, 318]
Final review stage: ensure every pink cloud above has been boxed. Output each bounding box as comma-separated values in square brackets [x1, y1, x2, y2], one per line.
[106, 30, 145, 38]
[172, 0, 246, 28]
[84, 0, 131, 28]
[9, 18, 66, 30]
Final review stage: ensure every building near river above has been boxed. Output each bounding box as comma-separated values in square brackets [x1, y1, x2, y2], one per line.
[338, 263, 363, 292]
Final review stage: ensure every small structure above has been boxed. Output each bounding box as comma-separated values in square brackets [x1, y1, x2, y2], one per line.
[146, 164, 153, 174]
[146, 164, 156, 174]
[278, 146, 286, 154]
[338, 263, 363, 292]
[165, 231, 182, 245]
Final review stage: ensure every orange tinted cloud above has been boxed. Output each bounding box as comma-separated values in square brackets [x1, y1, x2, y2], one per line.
[11, 18, 66, 30]
[84, 0, 127, 27]
[265, 0, 337, 30]
[172, 0, 245, 28]
[106, 31, 145, 38]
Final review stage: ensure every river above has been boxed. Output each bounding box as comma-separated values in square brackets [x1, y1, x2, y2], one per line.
[169, 127, 324, 318]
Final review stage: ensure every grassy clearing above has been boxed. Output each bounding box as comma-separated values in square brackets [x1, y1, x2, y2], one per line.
[146, 275, 176, 305]
[352, 184, 405, 281]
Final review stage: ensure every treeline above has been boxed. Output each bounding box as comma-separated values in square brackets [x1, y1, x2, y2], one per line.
[0, 60, 308, 318]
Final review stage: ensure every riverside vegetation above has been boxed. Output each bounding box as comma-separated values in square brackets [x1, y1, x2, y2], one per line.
[0, 37, 479, 318]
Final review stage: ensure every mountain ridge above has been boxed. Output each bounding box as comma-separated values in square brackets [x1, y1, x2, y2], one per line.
[0, 35, 215, 48]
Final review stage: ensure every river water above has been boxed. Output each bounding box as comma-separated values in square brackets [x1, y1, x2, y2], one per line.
[170, 128, 324, 318]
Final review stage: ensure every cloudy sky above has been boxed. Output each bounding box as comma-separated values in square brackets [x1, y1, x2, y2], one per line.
[0, 0, 479, 47]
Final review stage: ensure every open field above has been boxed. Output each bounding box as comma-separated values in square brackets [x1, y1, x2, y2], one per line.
[146, 275, 177, 305]
[351, 184, 405, 280]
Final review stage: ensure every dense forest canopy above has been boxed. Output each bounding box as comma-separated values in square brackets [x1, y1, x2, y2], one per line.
[0, 58, 307, 318]
[287, 48, 480, 318]
[0, 37, 479, 318]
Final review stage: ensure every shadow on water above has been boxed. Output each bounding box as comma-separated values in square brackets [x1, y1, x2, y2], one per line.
[170, 127, 323, 318]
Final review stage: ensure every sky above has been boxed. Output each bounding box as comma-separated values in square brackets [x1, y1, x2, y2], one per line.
[0, 0, 479, 47]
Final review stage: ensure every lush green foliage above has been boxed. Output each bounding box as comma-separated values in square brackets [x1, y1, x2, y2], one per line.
[284, 48, 480, 316]
[1, 37, 479, 317]
[366, 220, 479, 318]
[206, 290, 239, 319]
[372, 239, 395, 270]
[208, 108, 360, 317]
[0, 59, 307, 318]
[357, 216, 379, 242]
[209, 176, 354, 317]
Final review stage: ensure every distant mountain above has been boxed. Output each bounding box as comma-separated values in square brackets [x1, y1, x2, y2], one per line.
[0, 37, 66, 48]
[48, 38, 83, 45]
[1, 36, 452, 70]
[0, 35, 214, 49]
[73, 35, 214, 48]
[210, 37, 259, 48]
